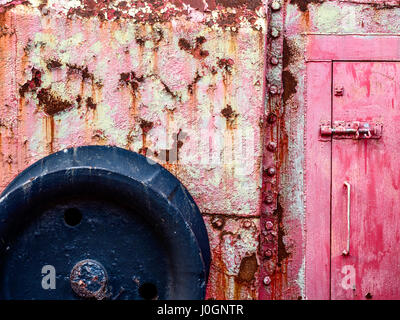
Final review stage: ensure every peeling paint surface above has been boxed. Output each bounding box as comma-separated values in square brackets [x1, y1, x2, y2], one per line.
[3, 0, 400, 300]
[0, 0, 267, 299]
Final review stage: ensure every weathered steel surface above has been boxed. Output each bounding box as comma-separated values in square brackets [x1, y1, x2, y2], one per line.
[3, 0, 400, 300]
[331, 61, 400, 299]
[0, 0, 267, 299]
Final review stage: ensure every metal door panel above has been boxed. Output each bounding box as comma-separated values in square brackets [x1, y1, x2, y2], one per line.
[305, 62, 332, 300]
[331, 62, 400, 299]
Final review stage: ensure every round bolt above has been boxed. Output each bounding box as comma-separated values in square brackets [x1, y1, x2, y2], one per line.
[211, 217, 224, 229]
[271, 27, 280, 39]
[243, 220, 252, 229]
[264, 249, 273, 258]
[267, 141, 277, 152]
[266, 167, 276, 177]
[270, 56, 279, 65]
[269, 85, 279, 95]
[70, 259, 108, 300]
[263, 276, 271, 286]
[264, 191, 274, 204]
[271, 0, 281, 11]
[267, 113, 277, 124]
[265, 221, 274, 230]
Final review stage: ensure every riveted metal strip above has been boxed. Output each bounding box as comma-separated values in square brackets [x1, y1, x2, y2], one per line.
[259, 0, 285, 300]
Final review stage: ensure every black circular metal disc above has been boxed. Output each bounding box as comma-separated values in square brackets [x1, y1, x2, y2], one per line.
[0, 146, 210, 300]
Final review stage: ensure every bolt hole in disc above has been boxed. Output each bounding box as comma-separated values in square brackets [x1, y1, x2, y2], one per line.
[138, 283, 158, 300]
[64, 208, 82, 226]
[0, 146, 210, 299]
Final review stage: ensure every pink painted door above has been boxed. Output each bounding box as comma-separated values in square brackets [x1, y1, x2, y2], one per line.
[331, 62, 400, 299]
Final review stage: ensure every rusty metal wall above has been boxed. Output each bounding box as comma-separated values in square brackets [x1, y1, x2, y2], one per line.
[2, 0, 400, 300]
[0, 0, 267, 299]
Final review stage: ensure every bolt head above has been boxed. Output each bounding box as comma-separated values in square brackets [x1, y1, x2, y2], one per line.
[271, 0, 281, 11]
[264, 193, 274, 204]
[265, 221, 274, 230]
[271, 27, 280, 38]
[267, 113, 277, 124]
[267, 141, 277, 152]
[266, 167, 276, 176]
[270, 56, 279, 65]
[264, 249, 273, 258]
[263, 276, 272, 286]
[269, 85, 279, 95]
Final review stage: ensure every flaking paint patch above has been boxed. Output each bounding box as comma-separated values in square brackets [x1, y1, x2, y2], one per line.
[313, 2, 341, 32]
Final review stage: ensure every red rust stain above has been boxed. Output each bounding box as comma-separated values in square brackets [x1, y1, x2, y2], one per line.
[37, 88, 73, 116]
[160, 80, 178, 99]
[85, 97, 97, 110]
[139, 119, 153, 156]
[221, 104, 238, 129]
[237, 254, 258, 282]
[187, 71, 201, 95]
[120, 71, 144, 118]
[282, 70, 297, 104]
[217, 58, 234, 73]
[289, 0, 324, 12]
[67, 63, 95, 82]
[120, 71, 144, 93]
[234, 253, 258, 299]
[268, 199, 290, 300]
[0, 0, 28, 13]
[207, 245, 228, 300]
[178, 37, 209, 60]
[46, 59, 62, 70]
[19, 67, 42, 96]
[214, 0, 262, 10]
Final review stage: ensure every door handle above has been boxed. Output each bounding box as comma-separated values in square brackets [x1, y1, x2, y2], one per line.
[342, 181, 351, 256]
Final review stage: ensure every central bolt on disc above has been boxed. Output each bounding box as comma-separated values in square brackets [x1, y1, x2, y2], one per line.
[70, 259, 108, 300]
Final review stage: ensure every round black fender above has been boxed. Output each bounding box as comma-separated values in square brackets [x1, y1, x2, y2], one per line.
[0, 146, 210, 300]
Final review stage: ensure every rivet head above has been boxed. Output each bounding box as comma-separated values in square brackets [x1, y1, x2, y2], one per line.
[271, 0, 281, 11]
[265, 221, 274, 230]
[70, 259, 108, 300]
[271, 27, 280, 38]
[270, 56, 279, 65]
[335, 86, 344, 96]
[264, 249, 273, 258]
[267, 141, 277, 152]
[264, 192, 274, 204]
[211, 217, 224, 229]
[269, 85, 279, 95]
[263, 276, 272, 286]
[266, 167, 276, 176]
